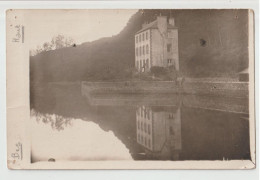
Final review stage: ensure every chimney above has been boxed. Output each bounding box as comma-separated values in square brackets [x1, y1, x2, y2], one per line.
[169, 17, 175, 26]
[157, 16, 167, 34]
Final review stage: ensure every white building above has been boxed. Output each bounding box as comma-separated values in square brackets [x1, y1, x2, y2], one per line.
[135, 16, 179, 72]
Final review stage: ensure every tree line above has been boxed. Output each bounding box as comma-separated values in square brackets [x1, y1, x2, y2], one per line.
[30, 35, 75, 56]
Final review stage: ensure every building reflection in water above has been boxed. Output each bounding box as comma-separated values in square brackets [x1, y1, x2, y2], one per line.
[136, 106, 182, 160]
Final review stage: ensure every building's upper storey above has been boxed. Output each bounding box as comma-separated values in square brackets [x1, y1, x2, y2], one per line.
[135, 29, 150, 44]
[135, 16, 177, 44]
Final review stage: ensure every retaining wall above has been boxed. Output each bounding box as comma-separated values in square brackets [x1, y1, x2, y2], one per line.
[81, 81, 248, 98]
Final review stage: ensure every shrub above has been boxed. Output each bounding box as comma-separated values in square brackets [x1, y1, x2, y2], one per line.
[150, 66, 167, 76]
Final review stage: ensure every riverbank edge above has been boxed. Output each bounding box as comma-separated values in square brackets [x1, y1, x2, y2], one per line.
[81, 80, 249, 98]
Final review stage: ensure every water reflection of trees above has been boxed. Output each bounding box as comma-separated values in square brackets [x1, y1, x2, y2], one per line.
[31, 109, 72, 131]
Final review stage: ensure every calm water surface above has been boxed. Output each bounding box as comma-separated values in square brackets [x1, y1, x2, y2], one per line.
[30, 84, 250, 162]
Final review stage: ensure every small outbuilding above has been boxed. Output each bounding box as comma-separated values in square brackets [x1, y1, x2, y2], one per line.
[239, 68, 249, 82]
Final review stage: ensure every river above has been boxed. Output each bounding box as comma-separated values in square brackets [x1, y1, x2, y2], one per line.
[30, 83, 250, 162]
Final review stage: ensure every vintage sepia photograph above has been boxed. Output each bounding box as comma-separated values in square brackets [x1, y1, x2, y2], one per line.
[6, 9, 255, 169]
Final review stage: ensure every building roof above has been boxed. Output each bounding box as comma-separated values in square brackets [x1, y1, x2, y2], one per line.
[239, 68, 249, 74]
[135, 19, 177, 34]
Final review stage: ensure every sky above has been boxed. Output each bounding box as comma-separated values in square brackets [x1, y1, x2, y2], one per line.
[25, 9, 138, 50]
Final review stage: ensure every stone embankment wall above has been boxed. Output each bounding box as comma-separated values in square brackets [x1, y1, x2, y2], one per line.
[183, 81, 248, 98]
[81, 81, 248, 98]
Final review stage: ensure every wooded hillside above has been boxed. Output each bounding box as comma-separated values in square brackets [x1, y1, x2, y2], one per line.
[30, 9, 249, 82]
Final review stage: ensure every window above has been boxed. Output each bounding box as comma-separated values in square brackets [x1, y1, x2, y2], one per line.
[143, 60, 145, 69]
[136, 61, 139, 69]
[146, 44, 149, 54]
[142, 33, 144, 41]
[146, 32, 148, 40]
[167, 59, 172, 64]
[143, 46, 145, 55]
[167, 44, 172, 52]
[136, 36, 138, 43]
[139, 34, 141, 42]
[169, 127, 174, 135]
[136, 48, 138, 56]
[146, 59, 149, 69]
[148, 125, 150, 134]
[141, 122, 143, 131]
[139, 61, 142, 70]
[139, 46, 142, 56]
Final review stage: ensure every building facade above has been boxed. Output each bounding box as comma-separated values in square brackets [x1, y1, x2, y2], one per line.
[135, 16, 179, 72]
